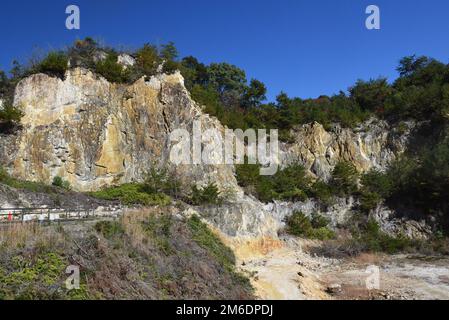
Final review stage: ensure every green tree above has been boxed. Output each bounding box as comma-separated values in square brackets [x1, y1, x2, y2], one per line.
[160, 42, 178, 61]
[330, 161, 359, 197]
[349, 78, 393, 113]
[208, 62, 247, 96]
[242, 79, 267, 108]
[396, 55, 430, 77]
[134, 44, 160, 77]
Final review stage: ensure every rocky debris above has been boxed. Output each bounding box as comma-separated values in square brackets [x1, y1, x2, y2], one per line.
[326, 283, 342, 295]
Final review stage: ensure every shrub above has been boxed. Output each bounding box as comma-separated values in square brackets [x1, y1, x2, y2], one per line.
[285, 211, 335, 240]
[90, 183, 171, 206]
[353, 219, 414, 254]
[142, 166, 182, 199]
[67, 37, 99, 69]
[0, 100, 23, 133]
[309, 180, 334, 207]
[0, 166, 54, 193]
[190, 182, 221, 205]
[358, 166, 391, 213]
[52, 176, 71, 190]
[330, 161, 359, 197]
[236, 162, 311, 203]
[95, 53, 129, 83]
[37, 52, 68, 79]
[360, 169, 392, 197]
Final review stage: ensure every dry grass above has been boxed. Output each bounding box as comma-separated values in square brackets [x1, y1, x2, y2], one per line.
[0, 222, 64, 249]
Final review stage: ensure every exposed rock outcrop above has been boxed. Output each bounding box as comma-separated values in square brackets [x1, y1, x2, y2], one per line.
[282, 119, 415, 181]
[0, 68, 425, 239]
[1, 68, 240, 194]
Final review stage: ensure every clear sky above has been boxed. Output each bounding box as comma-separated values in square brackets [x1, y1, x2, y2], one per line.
[0, 0, 448, 101]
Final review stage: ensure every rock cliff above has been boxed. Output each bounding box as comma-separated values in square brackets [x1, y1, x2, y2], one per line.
[0, 68, 419, 239]
[0, 68, 239, 193]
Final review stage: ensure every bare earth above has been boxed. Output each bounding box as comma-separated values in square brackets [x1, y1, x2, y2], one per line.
[234, 238, 449, 300]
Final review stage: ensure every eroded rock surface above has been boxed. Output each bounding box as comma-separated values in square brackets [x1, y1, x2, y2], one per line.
[1, 68, 239, 193]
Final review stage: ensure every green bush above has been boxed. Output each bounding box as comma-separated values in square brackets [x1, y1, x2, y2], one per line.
[95, 53, 130, 83]
[142, 166, 182, 199]
[358, 169, 393, 213]
[141, 214, 174, 255]
[353, 219, 414, 254]
[0, 100, 23, 133]
[285, 211, 335, 240]
[330, 161, 359, 197]
[190, 182, 222, 205]
[236, 162, 312, 203]
[90, 183, 171, 206]
[0, 166, 54, 193]
[37, 52, 68, 79]
[52, 176, 71, 190]
[309, 181, 334, 207]
[133, 44, 160, 78]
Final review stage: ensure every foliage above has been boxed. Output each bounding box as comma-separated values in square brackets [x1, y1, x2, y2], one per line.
[67, 37, 100, 69]
[0, 252, 70, 300]
[95, 53, 130, 83]
[35, 52, 68, 79]
[330, 161, 359, 197]
[142, 166, 182, 199]
[90, 183, 171, 206]
[236, 162, 311, 203]
[352, 219, 414, 254]
[308, 180, 334, 207]
[358, 169, 392, 213]
[190, 182, 222, 205]
[0, 99, 23, 133]
[0, 166, 54, 193]
[133, 44, 160, 78]
[188, 215, 234, 269]
[349, 78, 393, 113]
[51, 176, 71, 190]
[285, 211, 335, 240]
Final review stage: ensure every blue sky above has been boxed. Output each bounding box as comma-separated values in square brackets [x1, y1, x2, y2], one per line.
[0, 0, 448, 101]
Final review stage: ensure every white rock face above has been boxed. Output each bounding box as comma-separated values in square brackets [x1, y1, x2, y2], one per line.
[1, 68, 241, 194]
[117, 54, 136, 69]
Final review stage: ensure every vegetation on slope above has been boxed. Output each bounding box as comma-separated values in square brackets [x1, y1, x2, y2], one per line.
[0, 208, 253, 300]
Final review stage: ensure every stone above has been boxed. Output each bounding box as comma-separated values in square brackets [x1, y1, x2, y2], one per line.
[117, 54, 136, 69]
[326, 283, 342, 294]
